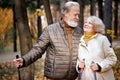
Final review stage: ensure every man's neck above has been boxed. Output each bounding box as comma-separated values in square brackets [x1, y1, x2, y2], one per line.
[62, 18, 70, 28]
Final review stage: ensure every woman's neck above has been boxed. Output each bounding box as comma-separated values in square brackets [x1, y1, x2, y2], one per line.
[83, 32, 96, 42]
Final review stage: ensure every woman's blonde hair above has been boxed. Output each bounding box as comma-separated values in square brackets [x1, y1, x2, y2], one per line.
[87, 16, 105, 34]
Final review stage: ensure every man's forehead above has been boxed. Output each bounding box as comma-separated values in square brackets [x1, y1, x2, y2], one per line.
[70, 6, 80, 10]
[69, 6, 80, 13]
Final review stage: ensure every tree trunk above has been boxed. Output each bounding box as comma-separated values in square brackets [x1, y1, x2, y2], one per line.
[13, 3, 17, 52]
[103, 0, 112, 43]
[60, 0, 67, 12]
[97, 0, 103, 20]
[14, 0, 34, 80]
[42, 0, 53, 25]
[78, 0, 84, 28]
[114, 0, 118, 37]
[90, 0, 96, 15]
[37, 0, 42, 38]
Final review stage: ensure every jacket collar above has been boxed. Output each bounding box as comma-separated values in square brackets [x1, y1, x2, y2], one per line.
[79, 33, 99, 46]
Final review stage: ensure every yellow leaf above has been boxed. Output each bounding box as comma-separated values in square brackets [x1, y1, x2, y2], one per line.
[35, 9, 44, 16]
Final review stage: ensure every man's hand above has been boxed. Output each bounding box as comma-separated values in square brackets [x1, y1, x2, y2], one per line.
[13, 58, 23, 68]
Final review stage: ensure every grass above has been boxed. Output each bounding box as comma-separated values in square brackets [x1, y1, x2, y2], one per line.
[0, 44, 20, 53]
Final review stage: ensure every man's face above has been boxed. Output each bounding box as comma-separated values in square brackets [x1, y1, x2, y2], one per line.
[64, 6, 80, 27]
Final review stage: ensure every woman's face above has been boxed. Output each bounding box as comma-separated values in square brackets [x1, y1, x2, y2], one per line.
[83, 19, 94, 33]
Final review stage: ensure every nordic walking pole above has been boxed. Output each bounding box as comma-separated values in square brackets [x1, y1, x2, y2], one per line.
[91, 61, 97, 80]
[93, 70, 97, 80]
[78, 67, 84, 80]
[78, 59, 85, 80]
[16, 55, 21, 80]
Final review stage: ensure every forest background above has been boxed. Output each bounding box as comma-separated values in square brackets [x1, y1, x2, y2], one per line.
[0, 0, 120, 80]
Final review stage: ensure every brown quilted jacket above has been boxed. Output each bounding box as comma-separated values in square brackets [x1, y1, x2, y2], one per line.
[22, 18, 83, 80]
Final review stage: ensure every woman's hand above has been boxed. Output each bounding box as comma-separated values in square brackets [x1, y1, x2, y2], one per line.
[90, 62, 99, 71]
[79, 59, 85, 69]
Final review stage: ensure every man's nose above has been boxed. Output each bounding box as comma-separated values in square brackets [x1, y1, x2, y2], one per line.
[76, 15, 79, 20]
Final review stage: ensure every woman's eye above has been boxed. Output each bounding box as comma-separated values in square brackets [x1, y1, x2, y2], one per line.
[88, 22, 92, 24]
[84, 21, 87, 23]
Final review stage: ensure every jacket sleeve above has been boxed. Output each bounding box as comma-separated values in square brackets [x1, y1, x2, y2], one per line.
[76, 59, 80, 73]
[22, 26, 50, 67]
[99, 36, 117, 72]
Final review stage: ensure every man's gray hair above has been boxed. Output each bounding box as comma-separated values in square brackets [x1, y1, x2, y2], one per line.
[61, 1, 80, 15]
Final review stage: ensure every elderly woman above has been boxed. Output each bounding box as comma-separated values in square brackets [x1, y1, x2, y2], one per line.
[76, 16, 117, 80]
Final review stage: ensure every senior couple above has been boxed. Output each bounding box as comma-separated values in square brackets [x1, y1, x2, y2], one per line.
[13, 1, 117, 80]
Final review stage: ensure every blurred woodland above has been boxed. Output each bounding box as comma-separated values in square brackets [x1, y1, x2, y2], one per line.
[0, 0, 120, 80]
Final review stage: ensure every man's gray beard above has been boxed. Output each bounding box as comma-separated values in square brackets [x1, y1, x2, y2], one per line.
[66, 20, 78, 27]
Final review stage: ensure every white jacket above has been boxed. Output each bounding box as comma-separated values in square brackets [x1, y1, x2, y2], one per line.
[76, 33, 117, 80]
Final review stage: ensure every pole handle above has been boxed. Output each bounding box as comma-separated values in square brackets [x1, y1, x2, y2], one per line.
[16, 55, 19, 59]
[16, 55, 21, 80]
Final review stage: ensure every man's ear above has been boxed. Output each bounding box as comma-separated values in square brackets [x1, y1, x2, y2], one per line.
[64, 10, 68, 17]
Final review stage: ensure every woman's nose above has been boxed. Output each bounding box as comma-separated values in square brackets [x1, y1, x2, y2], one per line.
[84, 22, 88, 26]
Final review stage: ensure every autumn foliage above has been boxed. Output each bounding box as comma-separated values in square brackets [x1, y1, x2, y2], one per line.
[0, 8, 13, 40]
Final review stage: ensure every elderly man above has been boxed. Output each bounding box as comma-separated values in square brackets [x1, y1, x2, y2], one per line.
[14, 1, 83, 80]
